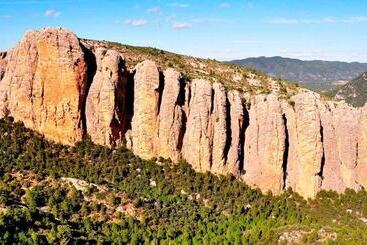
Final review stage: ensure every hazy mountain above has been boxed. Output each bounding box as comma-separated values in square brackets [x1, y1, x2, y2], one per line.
[229, 56, 367, 93]
[336, 71, 367, 107]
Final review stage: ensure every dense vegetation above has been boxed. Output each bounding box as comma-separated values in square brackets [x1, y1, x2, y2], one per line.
[0, 116, 367, 244]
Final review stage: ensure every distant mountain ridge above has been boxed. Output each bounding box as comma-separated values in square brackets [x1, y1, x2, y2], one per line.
[229, 56, 367, 83]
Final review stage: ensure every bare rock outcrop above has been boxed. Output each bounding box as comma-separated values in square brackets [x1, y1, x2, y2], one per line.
[210, 82, 229, 174]
[283, 92, 323, 198]
[182, 79, 213, 172]
[320, 103, 361, 191]
[130, 60, 161, 159]
[86, 48, 128, 147]
[357, 107, 367, 187]
[244, 94, 286, 194]
[0, 28, 89, 144]
[319, 103, 344, 192]
[157, 68, 185, 162]
[224, 90, 246, 176]
[3, 28, 367, 199]
[0, 52, 6, 81]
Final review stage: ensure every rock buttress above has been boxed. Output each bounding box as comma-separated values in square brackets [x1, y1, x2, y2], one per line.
[130, 60, 160, 159]
[243, 94, 286, 194]
[0, 28, 90, 145]
[86, 48, 128, 147]
[210, 82, 229, 174]
[320, 102, 361, 191]
[283, 92, 323, 198]
[182, 79, 213, 172]
[225, 90, 246, 176]
[157, 68, 186, 162]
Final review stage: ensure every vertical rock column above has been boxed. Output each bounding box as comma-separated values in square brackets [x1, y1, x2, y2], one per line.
[130, 60, 160, 159]
[210, 82, 229, 174]
[0, 28, 90, 145]
[320, 103, 344, 192]
[182, 79, 213, 172]
[284, 92, 323, 198]
[225, 90, 246, 176]
[157, 68, 186, 162]
[0, 31, 39, 123]
[32, 29, 89, 144]
[357, 107, 367, 187]
[243, 94, 286, 194]
[333, 105, 361, 189]
[86, 48, 128, 147]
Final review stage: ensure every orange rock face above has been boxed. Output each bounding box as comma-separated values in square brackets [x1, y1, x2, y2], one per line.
[86, 48, 128, 147]
[0, 28, 89, 144]
[2, 28, 367, 199]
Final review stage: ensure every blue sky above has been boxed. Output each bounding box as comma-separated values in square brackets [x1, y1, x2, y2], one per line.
[1, 0, 367, 62]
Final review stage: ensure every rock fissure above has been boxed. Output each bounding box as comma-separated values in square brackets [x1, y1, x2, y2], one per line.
[80, 43, 97, 138]
[317, 122, 326, 179]
[282, 113, 289, 190]
[239, 105, 249, 174]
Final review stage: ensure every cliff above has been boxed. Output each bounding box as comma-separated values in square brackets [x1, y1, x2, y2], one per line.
[0, 28, 366, 199]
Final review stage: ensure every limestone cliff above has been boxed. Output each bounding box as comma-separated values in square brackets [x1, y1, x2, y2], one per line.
[1, 27, 367, 199]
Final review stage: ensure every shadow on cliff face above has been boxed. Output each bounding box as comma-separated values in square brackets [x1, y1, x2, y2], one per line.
[239, 104, 249, 174]
[79, 43, 97, 138]
[282, 113, 289, 190]
[223, 95, 232, 164]
[125, 70, 136, 132]
[110, 58, 130, 147]
[177, 77, 188, 152]
[316, 122, 326, 179]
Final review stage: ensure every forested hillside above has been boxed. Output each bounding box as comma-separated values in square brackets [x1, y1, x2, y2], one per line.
[0, 116, 366, 243]
[230, 56, 367, 94]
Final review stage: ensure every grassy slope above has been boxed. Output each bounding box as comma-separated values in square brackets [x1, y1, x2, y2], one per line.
[82, 39, 301, 98]
[0, 117, 366, 243]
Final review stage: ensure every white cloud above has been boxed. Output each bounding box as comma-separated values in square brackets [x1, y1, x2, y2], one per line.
[190, 18, 229, 23]
[44, 9, 61, 18]
[218, 2, 230, 8]
[169, 2, 189, 8]
[343, 16, 367, 23]
[172, 22, 192, 29]
[123, 19, 148, 27]
[147, 7, 161, 15]
[267, 16, 367, 25]
[0, 15, 13, 19]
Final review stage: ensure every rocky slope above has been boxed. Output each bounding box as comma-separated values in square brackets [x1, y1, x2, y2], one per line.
[0, 28, 366, 198]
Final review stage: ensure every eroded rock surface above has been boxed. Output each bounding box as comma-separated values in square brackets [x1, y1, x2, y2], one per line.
[86, 48, 128, 147]
[283, 92, 324, 198]
[2, 28, 367, 199]
[157, 68, 185, 162]
[0, 28, 89, 144]
[130, 60, 160, 159]
[182, 79, 213, 172]
[244, 94, 286, 194]
[0, 52, 6, 81]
